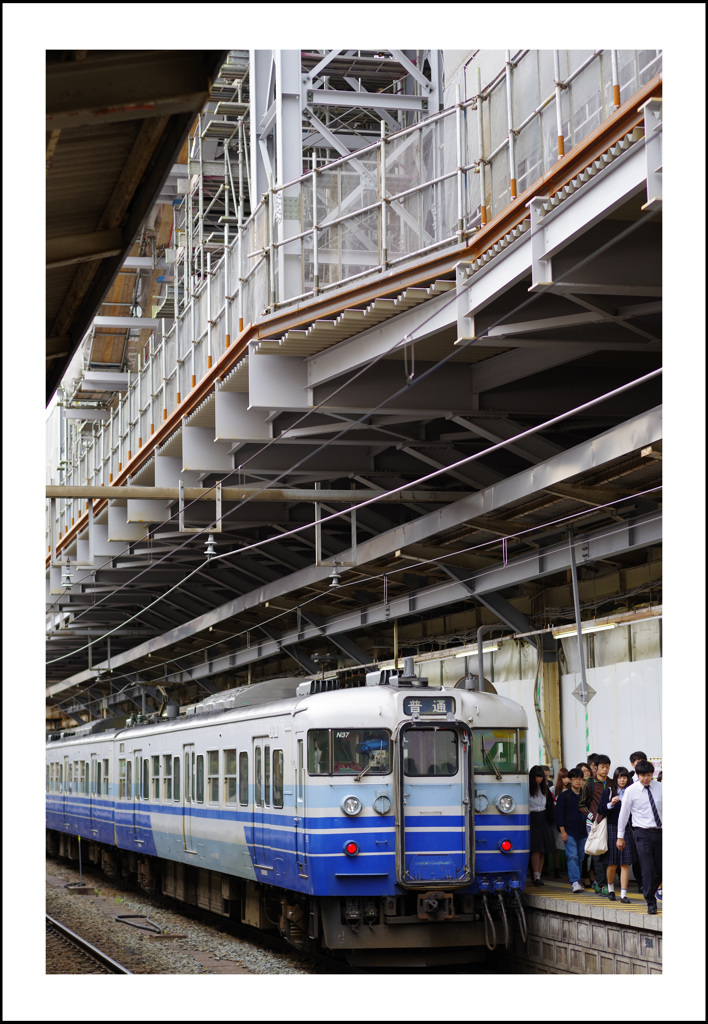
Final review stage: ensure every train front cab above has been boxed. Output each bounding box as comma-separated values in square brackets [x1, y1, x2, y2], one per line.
[317, 698, 528, 964]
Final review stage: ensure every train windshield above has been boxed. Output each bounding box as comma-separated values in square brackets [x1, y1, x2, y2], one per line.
[472, 728, 524, 773]
[308, 729, 391, 775]
[402, 728, 458, 776]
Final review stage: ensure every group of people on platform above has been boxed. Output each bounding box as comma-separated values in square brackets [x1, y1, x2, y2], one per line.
[527, 750, 663, 915]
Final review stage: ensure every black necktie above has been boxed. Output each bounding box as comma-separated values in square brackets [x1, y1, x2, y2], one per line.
[646, 786, 662, 827]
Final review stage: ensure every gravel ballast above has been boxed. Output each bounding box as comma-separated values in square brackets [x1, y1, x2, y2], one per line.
[46, 857, 321, 975]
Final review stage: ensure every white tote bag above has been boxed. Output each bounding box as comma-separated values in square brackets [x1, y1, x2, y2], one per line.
[585, 816, 608, 856]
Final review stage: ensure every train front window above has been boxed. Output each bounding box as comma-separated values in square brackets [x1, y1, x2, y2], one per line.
[403, 728, 458, 776]
[472, 729, 519, 773]
[308, 729, 391, 775]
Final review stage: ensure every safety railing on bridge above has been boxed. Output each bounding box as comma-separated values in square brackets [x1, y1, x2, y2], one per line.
[48, 49, 661, 555]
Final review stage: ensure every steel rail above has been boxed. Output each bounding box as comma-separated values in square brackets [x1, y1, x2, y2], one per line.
[46, 914, 133, 974]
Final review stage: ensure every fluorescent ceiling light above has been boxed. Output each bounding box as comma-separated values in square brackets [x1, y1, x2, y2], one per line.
[552, 622, 618, 639]
[454, 642, 500, 658]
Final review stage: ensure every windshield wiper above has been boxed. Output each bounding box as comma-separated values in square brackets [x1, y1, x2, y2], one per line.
[355, 750, 385, 781]
[483, 746, 502, 780]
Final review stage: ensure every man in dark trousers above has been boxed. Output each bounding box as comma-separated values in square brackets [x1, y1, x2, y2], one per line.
[629, 750, 647, 890]
[555, 768, 588, 894]
[579, 753, 611, 894]
[617, 759, 662, 914]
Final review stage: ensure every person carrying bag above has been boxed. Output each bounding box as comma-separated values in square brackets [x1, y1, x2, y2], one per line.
[585, 814, 608, 855]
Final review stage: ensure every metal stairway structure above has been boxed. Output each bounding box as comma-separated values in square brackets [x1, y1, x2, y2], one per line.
[45, 50, 663, 728]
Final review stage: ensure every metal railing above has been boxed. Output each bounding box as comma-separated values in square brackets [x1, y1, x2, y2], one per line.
[48, 49, 662, 555]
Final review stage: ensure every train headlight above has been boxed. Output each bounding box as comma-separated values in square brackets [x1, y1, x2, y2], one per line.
[341, 795, 362, 816]
[496, 794, 516, 813]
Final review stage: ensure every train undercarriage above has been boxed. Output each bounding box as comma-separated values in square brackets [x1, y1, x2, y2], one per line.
[47, 828, 528, 965]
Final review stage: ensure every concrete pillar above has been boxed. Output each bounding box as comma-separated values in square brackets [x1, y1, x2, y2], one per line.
[540, 655, 563, 769]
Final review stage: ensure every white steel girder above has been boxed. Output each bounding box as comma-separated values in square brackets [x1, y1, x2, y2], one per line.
[50, 404, 661, 692]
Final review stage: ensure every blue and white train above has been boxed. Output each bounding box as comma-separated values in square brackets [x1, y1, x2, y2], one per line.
[46, 662, 530, 965]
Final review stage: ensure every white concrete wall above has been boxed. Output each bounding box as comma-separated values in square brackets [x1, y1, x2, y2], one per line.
[433, 619, 662, 773]
[560, 659, 662, 772]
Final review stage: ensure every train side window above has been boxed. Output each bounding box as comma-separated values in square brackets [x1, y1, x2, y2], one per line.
[46, 764, 50, 793]
[196, 754, 205, 804]
[239, 752, 248, 805]
[273, 750, 284, 809]
[59, 764, 63, 793]
[163, 755, 172, 801]
[297, 741, 304, 802]
[264, 745, 271, 806]
[126, 760, 132, 800]
[183, 753, 191, 804]
[68, 762, 73, 794]
[224, 750, 237, 805]
[308, 730, 330, 774]
[143, 758, 150, 800]
[254, 747, 262, 807]
[208, 751, 219, 804]
[152, 756, 160, 801]
[103, 759, 110, 796]
[518, 729, 527, 772]
[96, 760, 102, 796]
[173, 756, 180, 802]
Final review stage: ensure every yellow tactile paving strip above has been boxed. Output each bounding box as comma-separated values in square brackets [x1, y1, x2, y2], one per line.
[525, 880, 662, 916]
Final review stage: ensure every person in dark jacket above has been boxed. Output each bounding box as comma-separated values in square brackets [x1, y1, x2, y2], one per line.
[579, 753, 611, 893]
[555, 768, 589, 894]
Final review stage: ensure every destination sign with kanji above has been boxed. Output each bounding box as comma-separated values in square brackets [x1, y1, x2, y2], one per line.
[403, 695, 454, 716]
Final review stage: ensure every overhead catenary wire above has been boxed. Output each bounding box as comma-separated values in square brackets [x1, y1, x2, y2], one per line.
[47, 198, 661, 682]
[45, 363, 661, 673]
[47, 491, 662, 712]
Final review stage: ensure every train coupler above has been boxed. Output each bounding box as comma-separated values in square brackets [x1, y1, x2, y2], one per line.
[417, 891, 454, 922]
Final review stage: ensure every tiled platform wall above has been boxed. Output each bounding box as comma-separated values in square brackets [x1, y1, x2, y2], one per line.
[492, 895, 662, 974]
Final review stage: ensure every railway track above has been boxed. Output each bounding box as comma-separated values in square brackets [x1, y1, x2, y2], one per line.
[46, 914, 132, 974]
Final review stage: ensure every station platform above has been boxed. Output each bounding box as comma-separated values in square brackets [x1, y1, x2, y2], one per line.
[493, 877, 662, 974]
[525, 878, 663, 921]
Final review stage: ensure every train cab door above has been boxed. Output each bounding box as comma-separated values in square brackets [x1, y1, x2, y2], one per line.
[182, 743, 196, 853]
[251, 737, 272, 874]
[293, 735, 308, 878]
[398, 723, 472, 887]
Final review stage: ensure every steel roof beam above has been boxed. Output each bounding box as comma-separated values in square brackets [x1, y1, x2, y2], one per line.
[48, 405, 661, 694]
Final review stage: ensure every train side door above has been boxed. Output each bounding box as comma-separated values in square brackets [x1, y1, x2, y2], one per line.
[251, 737, 272, 874]
[182, 743, 196, 852]
[89, 753, 98, 833]
[294, 735, 308, 878]
[132, 749, 143, 842]
[398, 724, 471, 887]
[62, 756, 69, 826]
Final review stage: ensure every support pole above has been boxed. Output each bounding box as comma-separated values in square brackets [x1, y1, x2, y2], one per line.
[554, 50, 565, 158]
[505, 52, 517, 200]
[568, 528, 590, 705]
[476, 68, 487, 225]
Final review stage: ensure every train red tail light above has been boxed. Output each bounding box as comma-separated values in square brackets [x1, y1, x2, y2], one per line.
[499, 839, 513, 852]
[345, 841, 359, 856]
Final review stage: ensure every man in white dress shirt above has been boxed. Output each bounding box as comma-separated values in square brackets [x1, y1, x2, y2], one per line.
[617, 759, 662, 914]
